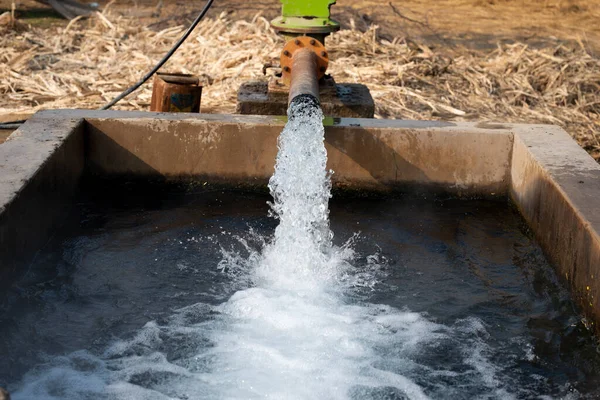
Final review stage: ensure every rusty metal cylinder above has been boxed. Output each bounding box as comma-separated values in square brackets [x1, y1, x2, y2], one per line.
[150, 73, 202, 113]
[288, 48, 320, 104]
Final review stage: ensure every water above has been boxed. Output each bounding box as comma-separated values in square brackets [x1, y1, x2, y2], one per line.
[1, 99, 599, 398]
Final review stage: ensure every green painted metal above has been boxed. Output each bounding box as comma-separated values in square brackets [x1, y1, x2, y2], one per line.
[271, 0, 339, 35]
[281, 0, 336, 18]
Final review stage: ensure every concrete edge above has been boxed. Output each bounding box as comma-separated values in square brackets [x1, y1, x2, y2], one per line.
[510, 124, 600, 333]
[36, 109, 520, 133]
[0, 113, 85, 285]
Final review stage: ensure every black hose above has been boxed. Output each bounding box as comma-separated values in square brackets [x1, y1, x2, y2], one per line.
[0, 120, 26, 130]
[0, 0, 216, 129]
[99, 0, 215, 110]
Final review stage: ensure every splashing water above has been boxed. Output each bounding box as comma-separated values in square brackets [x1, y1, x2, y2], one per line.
[258, 97, 343, 291]
[204, 98, 434, 399]
[9, 99, 568, 399]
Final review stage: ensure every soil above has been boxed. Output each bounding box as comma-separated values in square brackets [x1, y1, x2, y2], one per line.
[2, 0, 599, 52]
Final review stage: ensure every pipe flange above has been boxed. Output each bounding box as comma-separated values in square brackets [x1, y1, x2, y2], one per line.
[280, 36, 329, 85]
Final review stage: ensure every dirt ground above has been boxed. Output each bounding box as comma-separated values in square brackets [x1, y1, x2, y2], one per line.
[2, 0, 600, 52]
[1, 0, 599, 158]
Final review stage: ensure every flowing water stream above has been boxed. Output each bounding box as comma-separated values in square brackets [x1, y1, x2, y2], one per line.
[2, 99, 599, 398]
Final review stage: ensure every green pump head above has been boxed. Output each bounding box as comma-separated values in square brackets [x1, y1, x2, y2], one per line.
[271, 0, 340, 42]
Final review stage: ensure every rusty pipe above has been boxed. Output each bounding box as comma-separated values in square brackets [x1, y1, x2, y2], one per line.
[288, 48, 320, 105]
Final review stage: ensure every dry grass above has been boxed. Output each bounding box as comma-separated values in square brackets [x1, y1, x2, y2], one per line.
[1, 10, 599, 159]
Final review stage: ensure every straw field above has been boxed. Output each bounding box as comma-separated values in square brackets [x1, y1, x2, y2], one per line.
[1, 9, 599, 159]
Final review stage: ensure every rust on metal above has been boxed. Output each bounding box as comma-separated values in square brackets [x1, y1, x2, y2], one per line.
[150, 73, 202, 113]
[280, 36, 329, 86]
[288, 48, 320, 103]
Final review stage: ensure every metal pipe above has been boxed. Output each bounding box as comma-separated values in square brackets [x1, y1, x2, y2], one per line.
[288, 48, 320, 104]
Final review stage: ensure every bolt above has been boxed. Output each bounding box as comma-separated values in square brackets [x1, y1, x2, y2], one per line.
[294, 39, 301, 45]
[283, 66, 291, 72]
[321, 51, 327, 57]
[310, 39, 316, 45]
[283, 50, 290, 57]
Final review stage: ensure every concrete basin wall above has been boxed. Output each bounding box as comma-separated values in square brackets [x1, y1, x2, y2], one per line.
[0, 115, 84, 286]
[511, 124, 600, 332]
[83, 112, 512, 194]
[1, 109, 599, 334]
